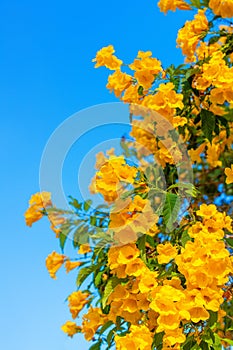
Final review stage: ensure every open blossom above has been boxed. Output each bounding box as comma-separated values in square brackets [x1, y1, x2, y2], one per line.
[68, 291, 89, 319]
[115, 325, 153, 350]
[61, 321, 81, 337]
[45, 251, 65, 279]
[65, 260, 82, 273]
[158, 0, 191, 14]
[209, 0, 233, 18]
[177, 9, 209, 62]
[82, 307, 107, 341]
[92, 45, 123, 70]
[106, 70, 132, 97]
[157, 242, 177, 264]
[24, 191, 52, 226]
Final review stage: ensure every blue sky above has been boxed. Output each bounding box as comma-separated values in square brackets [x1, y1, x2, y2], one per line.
[1, 1, 193, 349]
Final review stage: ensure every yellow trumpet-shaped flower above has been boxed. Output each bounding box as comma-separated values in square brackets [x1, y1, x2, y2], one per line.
[225, 164, 233, 184]
[45, 251, 65, 279]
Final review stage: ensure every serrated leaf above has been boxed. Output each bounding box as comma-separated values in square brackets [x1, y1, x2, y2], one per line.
[89, 341, 101, 350]
[99, 320, 113, 336]
[153, 332, 164, 348]
[68, 196, 82, 209]
[201, 109, 216, 143]
[168, 182, 198, 198]
[94, 271, 103, 287]
[59, 225, 72, 251]
[76, 265, 94, 287]
[102, 277, 119, 308]
[73, 225, 89, 247]
[163, 193, 181, 232]
[226, 237, 233, 247]
[107, 328, 115, 347]
[84, 199, 92, 211]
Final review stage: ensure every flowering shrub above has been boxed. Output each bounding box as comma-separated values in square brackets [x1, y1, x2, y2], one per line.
[25, 1, 233, 349]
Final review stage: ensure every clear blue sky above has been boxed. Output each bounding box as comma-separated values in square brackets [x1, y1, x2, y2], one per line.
[1, 1, 193, 349]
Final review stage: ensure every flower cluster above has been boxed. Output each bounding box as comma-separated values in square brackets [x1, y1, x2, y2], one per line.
[25, 0, 233, 349]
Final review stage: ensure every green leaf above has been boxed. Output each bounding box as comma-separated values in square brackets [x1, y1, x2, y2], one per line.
[182, 335, 195, 350]
[201, 109, 216, 143]
[89, 341, 101, 350]
[163, 193, 181, 232]
[168, 182, 198, 198]
[189, 0, 201, 8]
[59, 225, 72, 251]
[226, 237, 233, 247]
[137, 234, 147, 263]
[218, 116, 230, 138]
[107, 328, 115, 347]
[73, 225, 89, 247]
[76, 265, 94, 287]
[120, 139, 131, 157]
[199, 340, 209, 350]
[99, 320, 113, 335]
[181, 230, 191, 247]
[208, 310, 218, 327]
[94, 271, 104, 287]
[208, 36, 220, 45]
[90, 216, 97, 226]
[68, 196, 82, 209]
[153, 332, 164, 349]
[185, 67, 200, 79]
[84, 199, 92, 211]
[102, 277, 119, 308]
[138, 85, 144, 96]
[219, 338, 233, 346]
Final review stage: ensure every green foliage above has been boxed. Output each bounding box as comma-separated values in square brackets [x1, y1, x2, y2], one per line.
[163, 192, 181, 232]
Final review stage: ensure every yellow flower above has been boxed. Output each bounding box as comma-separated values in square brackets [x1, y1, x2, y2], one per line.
[68, 291, 89, 319]
[115, 325, 153, 350]
[65, 260, 82, 273]
[117, 244, 139, 264]
[188, 143, 206, 163]
[163, 329, 186, 346]
[176, 10, 209, 62]
[188, 306, 209, 323]
[106, 70, 132, 97]
[225, 165, 233, 184]
[209, 0, 233, 18]
[138, 270, 158, 293]
[78, 244, 92, 254]
[129, 51, 162, 75]
[157, 242, 177, 264]
[45, 251, 65, 279]
[25, 191, 52, 226]
[82, 307, 107, 341]
[134, 70, 155, 90]
[196, 203, 217, 218]
[29, 191, 51, 207]
[93, 45, 123, 70]
[61, 321, 81, 337]
[158, 0, 191, 14]
[157, 313, 181, 332]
